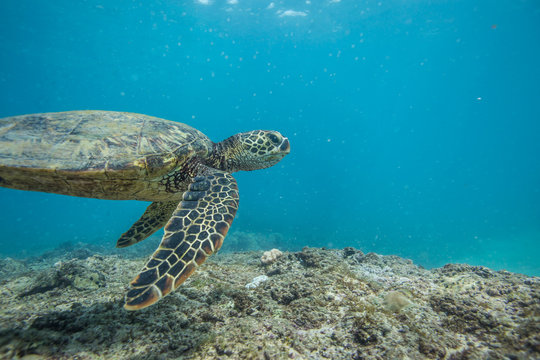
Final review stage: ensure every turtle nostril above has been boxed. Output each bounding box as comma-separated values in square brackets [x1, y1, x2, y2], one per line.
[280, 138, 290, 153]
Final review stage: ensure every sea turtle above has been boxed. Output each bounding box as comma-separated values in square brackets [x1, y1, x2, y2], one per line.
[0, 111, 290, 310]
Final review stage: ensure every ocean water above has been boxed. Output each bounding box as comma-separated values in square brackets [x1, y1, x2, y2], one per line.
[0, 0, 538, 275]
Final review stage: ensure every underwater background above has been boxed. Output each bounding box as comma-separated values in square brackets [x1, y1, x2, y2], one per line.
[0, 0, 538, 275]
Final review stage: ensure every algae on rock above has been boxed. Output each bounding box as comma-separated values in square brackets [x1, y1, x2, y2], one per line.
[0, 246, 538, 359]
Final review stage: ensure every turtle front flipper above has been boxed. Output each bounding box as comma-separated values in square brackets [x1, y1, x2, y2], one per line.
[116, 201, 178, 248]
[124, 171, 239, 310]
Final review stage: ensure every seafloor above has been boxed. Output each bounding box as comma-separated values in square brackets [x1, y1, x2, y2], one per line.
[0, 242, 538, 359]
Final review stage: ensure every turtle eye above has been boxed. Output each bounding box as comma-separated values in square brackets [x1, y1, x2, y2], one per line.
[267, 133, 280, 144]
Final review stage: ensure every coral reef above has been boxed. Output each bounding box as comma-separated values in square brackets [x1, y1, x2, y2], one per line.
[0, 258, 28, 281]
[0, 246, 538, 359]
[222, 231, 289, 253]
[260, 249, 283, 265]
[245, 275, 269, 289]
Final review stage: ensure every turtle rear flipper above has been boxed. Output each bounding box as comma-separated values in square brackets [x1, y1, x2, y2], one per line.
[116, 201, 178, 248]
[124, 171, 239, 310]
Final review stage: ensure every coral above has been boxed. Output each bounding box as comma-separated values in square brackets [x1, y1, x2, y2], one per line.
[0, 246, 537, 359]
[222, 231, 286, 252]
[260, 248, 283, 265]
[19, 258, 106, 297]
[295, 246, 325, 267]
[245, 275, 269, 289]
[383, 290, 412, 312]
[0, 257, 28, 281]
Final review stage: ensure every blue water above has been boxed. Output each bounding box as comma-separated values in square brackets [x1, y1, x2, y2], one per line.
[0, 0, 539, 275]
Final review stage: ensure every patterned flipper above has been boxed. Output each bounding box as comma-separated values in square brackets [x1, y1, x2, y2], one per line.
[116, 201, 178, 248]
[124, 171, 239, 310]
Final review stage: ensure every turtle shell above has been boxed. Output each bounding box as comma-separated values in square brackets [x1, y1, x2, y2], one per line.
[0, 111, 212, 173]
[0, 111, 213, 199]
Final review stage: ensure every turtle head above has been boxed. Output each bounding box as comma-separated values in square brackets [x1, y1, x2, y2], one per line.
[212, 130, 290, 172]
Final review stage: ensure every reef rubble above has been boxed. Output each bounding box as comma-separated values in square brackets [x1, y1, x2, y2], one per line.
[0, 246, 538, 359]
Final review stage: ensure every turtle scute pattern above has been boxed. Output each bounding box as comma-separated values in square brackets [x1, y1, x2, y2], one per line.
[124, 172, 239, 310]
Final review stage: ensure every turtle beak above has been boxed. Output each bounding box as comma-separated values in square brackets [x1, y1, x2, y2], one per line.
[265, 137, 289, 164]
[279, 138, 290, 154]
